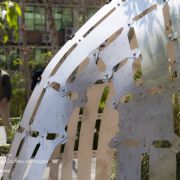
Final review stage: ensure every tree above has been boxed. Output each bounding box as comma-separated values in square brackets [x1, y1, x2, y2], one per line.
[45, 0, 59, 55]
[0, 1, 21, 43]
[18, 0, 32, 103]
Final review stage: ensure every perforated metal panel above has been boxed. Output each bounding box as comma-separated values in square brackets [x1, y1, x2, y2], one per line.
[2, 0, 180, 179]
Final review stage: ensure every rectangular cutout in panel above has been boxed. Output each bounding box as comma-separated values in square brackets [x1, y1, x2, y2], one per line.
[141, 153, 149, 180]
[50, 43, 78, 76]
[60, 144, 65, 154]
[113, 58, 128, 73]
[16, 139, 25, 158]
[152, 140, 172, 148]
[50, 82, 61, 91]
[163, 4, 173, 35]
[91, 158, 96, 180]
[98, 86, 109, 113]
[79, 108, 84, 115]
[133, 4, 157, 21]
[83, 8, 116, 38]
[31, 143, 40, 158]
[99, 27, 123, 51]
[29, 131, 39, 137]
[177, 152, 180, 179]
[72, 158, 78, 180]
[167, 41, 177, 80]
[92, 119, 101, 150]
[46, 133, 56, 140]
[128, 27, 143, 86]
[110, 158, 117, 180]
[128, 27, 137, 47]
[120, 93, 135, 104]
[74, 121, 82, 151]
[172, 93, 180, 137]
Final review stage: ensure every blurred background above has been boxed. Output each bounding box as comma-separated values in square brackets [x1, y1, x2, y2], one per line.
[0, 0, 106, 118]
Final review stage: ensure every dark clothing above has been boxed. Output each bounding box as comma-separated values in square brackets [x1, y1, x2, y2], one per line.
[0, 71, 11, 101]
[0, 70, 12, 139]
[31, 68, 44, 91]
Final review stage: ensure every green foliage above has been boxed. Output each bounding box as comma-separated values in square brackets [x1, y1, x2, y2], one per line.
[0, 57, 6, 68]
[141, 154, 149, 180]
[43, 51, 53, 61]
[0, 144, 10, 155]
[124, 93, 134, 103]
[28, 50, 52, 70]
[0, 1, 21, 43]
[172, 93, 180, 136]
[110, 158, 117, 180]
[134, 69, 142, 81]
[8, 49, 52, 116]
[28, 59, 45, 70]
[98, 86, 109, 113]
[11, 71, 24, 88]
[10, 71, 25, 117]
[3, 34, 8, 42]
[177, 152, 180, 179]
[152, 140, 172, 148]
[10, 50, 52, 71]
[9, 50, 52, 116]
[11, 58, 22, 70]
[11, 87, 25, 117]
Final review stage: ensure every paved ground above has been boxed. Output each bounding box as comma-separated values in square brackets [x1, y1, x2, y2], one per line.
[0, 126, 6, 145]
[0, 156, 6, 178]
[0, 126, 7, 179]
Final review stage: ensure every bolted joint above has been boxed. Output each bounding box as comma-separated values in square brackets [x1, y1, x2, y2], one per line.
[168, 32, 178, 41]
[109, 136, 122, 149]
[60, 87, 67, 97]
[131, 48, 141, 59]
[103, 71, 113, 80]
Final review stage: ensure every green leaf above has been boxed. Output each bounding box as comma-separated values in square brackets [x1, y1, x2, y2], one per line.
[0, 22, 3, 29]
[6, 13, 11, 26]
[14, 31, 19, 42]
[3, 34, 8, 43]
[3, 1, 9, 8]
[14, 3, 21, 16]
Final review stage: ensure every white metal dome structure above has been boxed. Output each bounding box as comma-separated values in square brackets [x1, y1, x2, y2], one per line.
[3, 0, 180, 179]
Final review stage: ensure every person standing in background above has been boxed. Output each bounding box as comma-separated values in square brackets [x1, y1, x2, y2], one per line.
[0, 69, 12, 142]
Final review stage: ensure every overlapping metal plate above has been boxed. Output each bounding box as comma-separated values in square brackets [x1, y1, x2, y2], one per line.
[2, 0, 180, 179]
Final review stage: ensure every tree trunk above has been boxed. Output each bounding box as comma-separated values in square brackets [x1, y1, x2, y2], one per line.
[45, 0, 59, 55]
[19, 0, 32, 103]
[72, 0, 85, 30]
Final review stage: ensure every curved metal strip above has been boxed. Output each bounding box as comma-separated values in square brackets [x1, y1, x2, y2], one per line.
[3, 0, 180, 179]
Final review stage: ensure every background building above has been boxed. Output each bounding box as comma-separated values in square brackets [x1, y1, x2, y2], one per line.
[0, 0, 106, 116]
[0, 0, 105, 70]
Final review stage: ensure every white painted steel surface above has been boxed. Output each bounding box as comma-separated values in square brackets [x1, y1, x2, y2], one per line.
[2, 0, 180, 179]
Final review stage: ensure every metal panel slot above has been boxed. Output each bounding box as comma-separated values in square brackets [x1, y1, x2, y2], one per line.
[83, 8, 116, 38]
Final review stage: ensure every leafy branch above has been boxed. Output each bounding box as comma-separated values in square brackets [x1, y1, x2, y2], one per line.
[0, 1, 21, 43]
